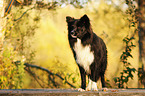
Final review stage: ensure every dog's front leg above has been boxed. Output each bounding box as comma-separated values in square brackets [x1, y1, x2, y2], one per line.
[78, 65, 86, 91]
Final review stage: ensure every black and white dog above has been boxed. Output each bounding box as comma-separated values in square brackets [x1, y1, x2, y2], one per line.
[66, 14, 107, 91]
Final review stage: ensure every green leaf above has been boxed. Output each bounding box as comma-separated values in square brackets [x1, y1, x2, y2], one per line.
[123, 70, 127, 73]
[113, 77, 119, 83]
[127, 52, 133, 58]
[130, 36, 135, 40]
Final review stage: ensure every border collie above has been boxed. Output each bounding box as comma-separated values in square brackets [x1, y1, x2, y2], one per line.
[66, 14, 107, 91]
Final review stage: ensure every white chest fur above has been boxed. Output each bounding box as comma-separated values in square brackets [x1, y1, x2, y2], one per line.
[73, 39, 94, 74]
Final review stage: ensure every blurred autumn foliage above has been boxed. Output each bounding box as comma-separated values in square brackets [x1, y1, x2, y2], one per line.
[0, 0, 143, 89]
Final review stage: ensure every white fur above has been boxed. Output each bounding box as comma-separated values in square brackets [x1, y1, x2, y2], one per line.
[73, 38, 94, 74]
[78, 88, 85, 92]
[86, 78, 98, 91]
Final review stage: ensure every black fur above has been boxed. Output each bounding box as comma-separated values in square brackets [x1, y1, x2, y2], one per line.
[66, 14, 107, 90]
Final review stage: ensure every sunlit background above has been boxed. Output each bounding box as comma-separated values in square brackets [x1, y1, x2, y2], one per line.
[1, 0, 140, 89]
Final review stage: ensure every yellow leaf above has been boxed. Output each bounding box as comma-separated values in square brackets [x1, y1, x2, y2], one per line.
[16, 0, 22, 3]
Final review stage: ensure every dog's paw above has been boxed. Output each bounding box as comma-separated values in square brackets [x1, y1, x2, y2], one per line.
[86, 86, 98, 91]
[102, 88, 108, 92]
[78, 88, 85, 92]
[93, 88, 98, 91]
[86, 83, 91, 91]
[86, 78, 98, 91]
[85, 87, 91, 91]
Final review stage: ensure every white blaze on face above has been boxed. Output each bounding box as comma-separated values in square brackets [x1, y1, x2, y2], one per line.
[73, 38, 94, 74]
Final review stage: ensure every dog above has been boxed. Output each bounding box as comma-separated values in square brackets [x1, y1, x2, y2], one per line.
[66, 14, 107, 91]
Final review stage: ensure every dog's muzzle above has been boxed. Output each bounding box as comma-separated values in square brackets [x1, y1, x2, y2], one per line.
[71, 30, 77, 38]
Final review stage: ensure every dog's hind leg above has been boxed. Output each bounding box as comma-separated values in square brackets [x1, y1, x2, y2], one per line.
[101, 73, 106, 87]
[101, 73, 108, 91]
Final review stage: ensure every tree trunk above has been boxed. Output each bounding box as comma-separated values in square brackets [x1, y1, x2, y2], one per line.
[138, 0, 145, 88]
[0, 0, 6, 64]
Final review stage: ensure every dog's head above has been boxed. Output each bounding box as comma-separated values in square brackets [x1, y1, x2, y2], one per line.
[66, 14, 91, 39]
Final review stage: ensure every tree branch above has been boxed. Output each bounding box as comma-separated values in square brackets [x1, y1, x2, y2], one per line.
[25, 67, 44, 88]
[13, 6, 35, 21]
[24, 63, 76, 88]
[17, 62, 76, 88]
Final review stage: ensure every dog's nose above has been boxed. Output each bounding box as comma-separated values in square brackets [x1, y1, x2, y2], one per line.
[70, 30, 77, 38]
[71, 30, 75, 35]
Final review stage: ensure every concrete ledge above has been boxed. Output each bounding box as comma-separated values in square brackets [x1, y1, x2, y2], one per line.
[0, 89, 145, 96]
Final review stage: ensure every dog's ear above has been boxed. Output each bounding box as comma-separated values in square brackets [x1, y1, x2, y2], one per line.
[80, 14, 90, 28]
[66, 16, 74, 23]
